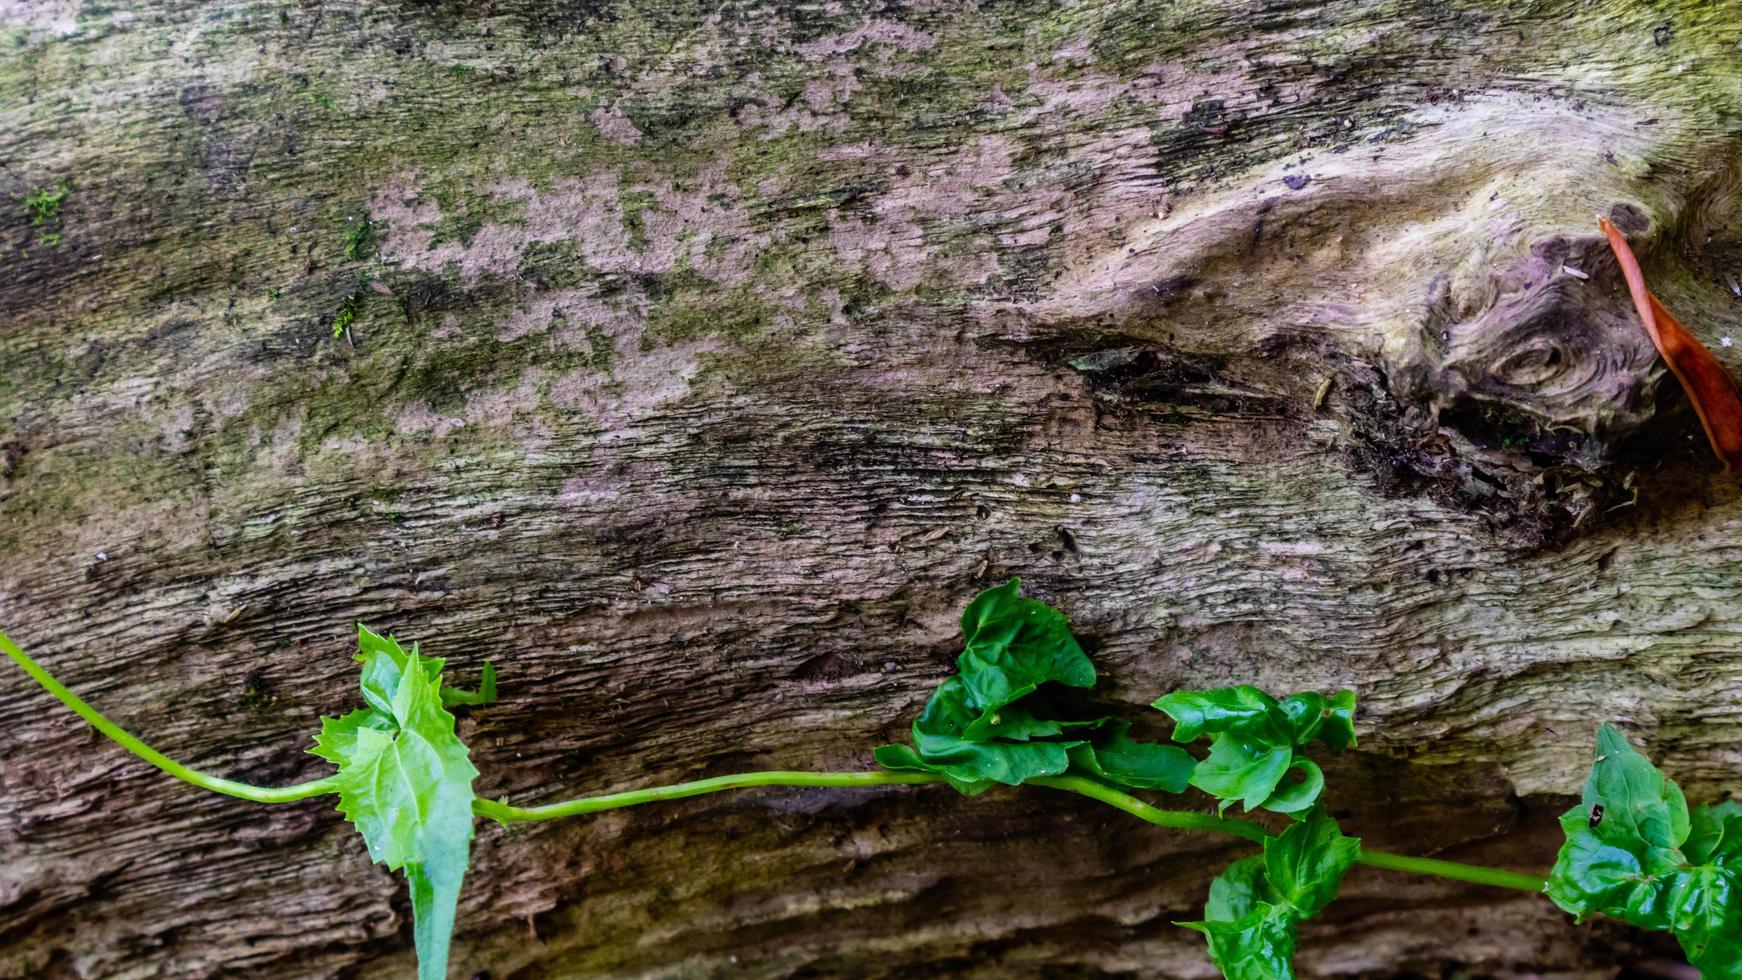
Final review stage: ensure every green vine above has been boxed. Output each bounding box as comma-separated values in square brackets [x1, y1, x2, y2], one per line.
[2, 581, 1736, 978]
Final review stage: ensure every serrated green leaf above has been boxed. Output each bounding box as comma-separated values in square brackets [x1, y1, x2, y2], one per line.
[316, 637, 480, 980]
[1263, 809, 1361, 918]
[1191, 733, 1293, 813]
[956, 579, 1095, 713]
[1178, 903, 1297, 980]
[356, 625, 444, 716]
[1066, 721, 1195, 792]
[1686, 801, 1742, 867]
[310, 707, 394, 765]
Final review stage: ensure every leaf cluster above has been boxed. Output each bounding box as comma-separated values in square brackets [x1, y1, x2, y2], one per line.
[1155, 685, 1354, 816]
[874, 579, 1194, 795]
[875, 580, 1363, 979]
[1179, 809, 1361, 980]
[311, 627, 495, 980]
[1546, 725, 1742, 978]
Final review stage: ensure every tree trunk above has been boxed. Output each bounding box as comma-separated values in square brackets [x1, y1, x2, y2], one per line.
[3, 1, 1740, 976]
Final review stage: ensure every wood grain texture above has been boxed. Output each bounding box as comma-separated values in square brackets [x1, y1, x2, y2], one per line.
[3, 1, 1742, 976]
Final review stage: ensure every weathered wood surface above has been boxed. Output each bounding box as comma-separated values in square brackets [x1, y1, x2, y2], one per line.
[3, 1, 1741, 976]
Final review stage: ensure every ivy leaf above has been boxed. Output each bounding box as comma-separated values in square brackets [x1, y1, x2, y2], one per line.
[1685, 801, 1742, 866]
[1190, 734, 1292, 813]
[1067, 721, 1195, 792]
[315, 632, 481, 980]
[956, 579, 1096, 713]
[1263, 809, 1361, 918]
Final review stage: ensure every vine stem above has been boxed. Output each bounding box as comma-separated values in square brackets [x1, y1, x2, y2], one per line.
[477, 770, 1548, 893]
[0, 628, 337, 804]
[472, 770, 942, 822]
[2, 627, 1547, 893]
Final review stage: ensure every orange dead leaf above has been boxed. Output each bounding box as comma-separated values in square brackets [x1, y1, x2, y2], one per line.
[1598, 216, 1742, 473]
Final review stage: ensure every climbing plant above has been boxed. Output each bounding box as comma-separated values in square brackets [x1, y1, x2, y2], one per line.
[1, 580, 1735, 978]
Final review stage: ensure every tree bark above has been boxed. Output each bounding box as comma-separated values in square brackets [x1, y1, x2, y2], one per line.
[3, 1, 1741, 976]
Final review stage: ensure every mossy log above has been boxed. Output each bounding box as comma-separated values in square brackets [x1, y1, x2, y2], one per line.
[3, 1, 1742, 976]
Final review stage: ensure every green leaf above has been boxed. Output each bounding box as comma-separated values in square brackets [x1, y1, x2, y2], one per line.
[1263, 809, 1361, 918]
[877, 583, 1112, 795]
[1693, 939, 1742, 980]
[956, 579, 1095, 713]
[1666, 864, 1742, 964]
[1317, 690, 1357, 750]
[1190, 733, 1292, 813]
[1178, 903, 1298, 980]
[896, 677, 1081, 789]
[871, 743, 993, 796]
[1179, 811, 1359, 979]
[442, 661, 498, 708]
[1278, 691, 1357, 750]
[959, 696, 1104, 742]
[1181, 853, 1298, 980]
[1154, 686, 1281, 744]
[1685, 801, 1742, 867]
[1546, 810, 1676, 930]
[1259, 759, 1326, 817]
[1204, 855, 1271, 921]
[355, 625, 443, 716]
[310, 707, 395, 765]
[315, 636, 480, 980]
[1546, 725, 1693, 929]
[1067, 722, 1196, 792]
[1585, 725, 1690, 867]
[1154, 685, 1357, 754]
